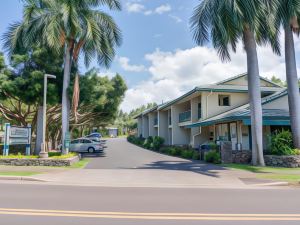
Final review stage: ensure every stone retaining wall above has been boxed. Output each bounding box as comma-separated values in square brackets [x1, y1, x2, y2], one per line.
[232, 151, 252, 164]
[264, 155, 300, 168]
[0, 155, 80, 167]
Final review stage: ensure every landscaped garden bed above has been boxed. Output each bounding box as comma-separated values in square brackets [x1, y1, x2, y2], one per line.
[0, 152, 80, 167]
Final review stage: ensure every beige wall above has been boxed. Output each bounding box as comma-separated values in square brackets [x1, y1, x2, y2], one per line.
[192, 126, 210, 148]
[201, 92, 249, 119]
[263, 95, 289, 110]
[222, 75, 275, 87]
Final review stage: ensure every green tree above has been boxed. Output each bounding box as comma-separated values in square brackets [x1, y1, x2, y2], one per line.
[270, 76, 286, 87]
[274, 0, 300, 148]
[190, 0, 280, 166]
[3, 0, 122, 153]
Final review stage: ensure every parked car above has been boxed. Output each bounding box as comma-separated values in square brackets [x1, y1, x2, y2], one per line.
[58, 138, 102, 153]
[85, 133, 102, 142]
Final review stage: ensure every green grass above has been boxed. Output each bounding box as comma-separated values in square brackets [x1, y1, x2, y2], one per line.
[223, 163, 300, 184]
[0, 171, 41, 176]
[68, 158, 90, 168]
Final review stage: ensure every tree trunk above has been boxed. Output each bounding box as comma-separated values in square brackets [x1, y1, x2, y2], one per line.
[61, 47, 72, 154]
[243, 27, 265, 166]
[285, 26, 300, 148]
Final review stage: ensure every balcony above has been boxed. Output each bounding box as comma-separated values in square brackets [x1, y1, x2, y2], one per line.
[179, 110, 191, 123]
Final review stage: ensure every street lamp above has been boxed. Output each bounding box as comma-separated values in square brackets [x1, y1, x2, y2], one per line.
[39, 74, 56, 158]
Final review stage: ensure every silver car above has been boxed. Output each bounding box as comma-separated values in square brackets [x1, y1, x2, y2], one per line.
[59, 138, 102, 153]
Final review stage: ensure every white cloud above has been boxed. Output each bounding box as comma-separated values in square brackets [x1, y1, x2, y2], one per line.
[118, 57, 146, 72]
[125, 2, 171, 16]
[125, 2, 145, 13]
[154, 4, 171, 14]
[121, 36, 300, 112]
[97, 71, 116, 79]
[168, 14, 183, 23]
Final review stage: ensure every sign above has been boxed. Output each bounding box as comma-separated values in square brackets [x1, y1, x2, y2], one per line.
[9, 126, 30, 144]
[3, 124, 31, 156]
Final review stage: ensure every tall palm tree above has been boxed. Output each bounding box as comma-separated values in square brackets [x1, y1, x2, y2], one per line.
[275, 0, 300, 148]
[190, 0, 280, 166]
[3, 0, 122, 153]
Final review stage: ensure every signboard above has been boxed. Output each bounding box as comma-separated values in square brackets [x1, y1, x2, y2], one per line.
[9, 126, 30, 144]
[3, 123, 31, 156]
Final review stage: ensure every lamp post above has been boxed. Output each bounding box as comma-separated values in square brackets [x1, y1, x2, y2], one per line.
[39, 74, 56, 158]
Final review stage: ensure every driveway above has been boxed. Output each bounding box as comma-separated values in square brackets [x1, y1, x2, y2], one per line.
[29, 138, 277, 188]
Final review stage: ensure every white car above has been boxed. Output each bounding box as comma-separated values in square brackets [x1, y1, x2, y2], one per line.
[58, 138, 102, 153]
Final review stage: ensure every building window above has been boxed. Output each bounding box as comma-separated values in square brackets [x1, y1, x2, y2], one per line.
[198, 102, 202, 119]
[218, 95, 230, 106]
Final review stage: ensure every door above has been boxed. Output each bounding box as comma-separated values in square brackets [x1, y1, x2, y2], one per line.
[241, 125, 250, 150]
[230, 123, 237, 150]
[70, 140, 80, 152]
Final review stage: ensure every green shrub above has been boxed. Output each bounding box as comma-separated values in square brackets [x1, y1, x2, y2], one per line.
[204, 150, 221, 164]
[192, 151, 200, 160]
[270, 130, 299, 156]
[143, 136, 153, 149]
[151, 136, 165, 150]
[181, 150, 194, 159]
[127, 135, 145, 146]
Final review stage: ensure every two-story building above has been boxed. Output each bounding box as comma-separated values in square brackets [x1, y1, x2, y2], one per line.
[135, 73, 291, 158]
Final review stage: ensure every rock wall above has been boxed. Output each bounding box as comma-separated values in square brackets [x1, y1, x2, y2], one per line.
[232, 151, 252, 164]
[264, 155, 300, 168]
[0, 156, 80, 167]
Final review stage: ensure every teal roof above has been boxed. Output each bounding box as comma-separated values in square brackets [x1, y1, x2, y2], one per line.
[186, 109, 290, 128]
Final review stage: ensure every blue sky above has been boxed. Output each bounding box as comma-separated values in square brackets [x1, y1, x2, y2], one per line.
[0, 0, 299, 112]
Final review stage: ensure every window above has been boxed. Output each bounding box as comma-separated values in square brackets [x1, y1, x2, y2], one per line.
[83, 139, 92, 143]
[198, 102, 202, 119]
[218, 95, 230, 106]
[71, 140, 79, 144]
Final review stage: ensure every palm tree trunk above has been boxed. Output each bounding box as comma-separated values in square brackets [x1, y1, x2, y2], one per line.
[61, 46, 72, 154]
[284, 26, 300, 148]
[243, 27, 265, 166]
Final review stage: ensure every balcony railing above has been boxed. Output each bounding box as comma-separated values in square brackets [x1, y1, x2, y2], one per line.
[179, 110, 191, 123]
[154, 118, 158, 126]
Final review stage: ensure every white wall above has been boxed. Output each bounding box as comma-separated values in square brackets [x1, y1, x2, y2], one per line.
[171, 104, 190, 145]
[137, 117, 143, 137]
[148, 112, 156, 137]
[142, 116, 149, 138]
[158, 110, 169, 145]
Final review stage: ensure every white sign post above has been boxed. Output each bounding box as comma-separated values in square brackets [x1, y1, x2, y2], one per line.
[3, 123, 31, 156]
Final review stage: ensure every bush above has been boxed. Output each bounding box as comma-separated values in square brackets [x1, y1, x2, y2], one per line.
[151, 136, 164, 150]
[269, 130, 300, 156]
[181, 150, 194, 159]
[204, 150, 221, 164]
[192, 151, 200, 160]
[127, 135, 145, 146]
[143, 136, 153, 149]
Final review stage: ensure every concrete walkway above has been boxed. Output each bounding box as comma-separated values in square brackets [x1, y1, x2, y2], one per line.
[30, 138, 282, 188]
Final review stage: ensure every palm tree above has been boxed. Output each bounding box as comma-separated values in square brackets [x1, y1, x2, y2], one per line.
[275, 0, 300, 148]
[3, 0, 122, 153]
[190, 0, 280, 166]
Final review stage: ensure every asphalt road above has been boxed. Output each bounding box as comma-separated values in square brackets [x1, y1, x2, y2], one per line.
[0, 183, 299, 225]
[84, 138, 222, 171]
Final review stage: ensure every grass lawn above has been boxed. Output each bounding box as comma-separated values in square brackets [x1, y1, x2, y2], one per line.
[223, 164, 300, 184]
[68, 158, 90, 169]
[0, 171, 41, 176]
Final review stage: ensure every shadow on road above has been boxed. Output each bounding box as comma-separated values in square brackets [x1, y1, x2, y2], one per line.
[81, 151, 106, 158]
[131, 160, 228, 178]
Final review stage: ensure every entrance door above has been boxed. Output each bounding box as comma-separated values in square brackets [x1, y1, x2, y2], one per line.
[230, 123, 237, 150]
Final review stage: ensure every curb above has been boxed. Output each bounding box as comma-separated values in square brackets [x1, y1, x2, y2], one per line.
[252, 181, 289, 187]
[0, 176, 47, 182]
